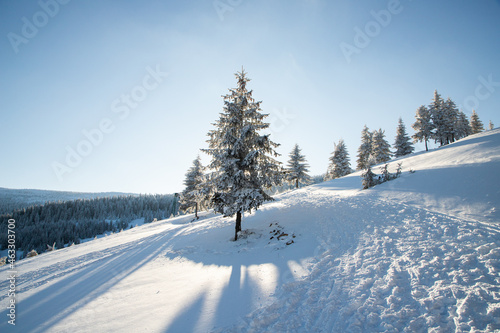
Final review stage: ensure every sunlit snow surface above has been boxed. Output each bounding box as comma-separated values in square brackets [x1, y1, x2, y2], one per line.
[1, 129, 500, 332]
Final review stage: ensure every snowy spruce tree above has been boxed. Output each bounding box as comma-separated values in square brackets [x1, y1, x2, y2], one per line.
[393, 118, 414, 157]
[442, 97, 459, 144]
[179, 156, 206, 220]
[455, 110, 471, 140]
[412, 105, 433, 151]
[203, 69, 282, 241]
[429, 90, 446, 146]
[489, 120, 494, 130]
[325, 139, 351, 181]
[286, 144, 311, 189]
[470, 110, 484, 134]
[371, 129, 391, 164]
[356, 125, 372, 170]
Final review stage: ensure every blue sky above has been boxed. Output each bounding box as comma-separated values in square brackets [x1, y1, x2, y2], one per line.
[1, 0, 499, 194]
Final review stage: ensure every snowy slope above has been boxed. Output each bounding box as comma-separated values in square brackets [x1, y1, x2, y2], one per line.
[1, 130, 499, 332]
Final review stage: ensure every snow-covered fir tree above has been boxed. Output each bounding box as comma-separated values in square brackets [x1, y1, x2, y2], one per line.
[429, 90, 447, 146]
[412, 105, 433, 151]
[325, 139, 351, 181]
[356, 125, 372, 170]
[393, 118, 414, 157]
[361, 165, 376, 189]
[203, 69, 283, 241]
[370, 129, 391, 164]
[470, 110, 484, 134]
[179, 156, 206, 220]
[489, 120, 494, 130]
[442, 97, 459, 144]
[286, 144, 311, 189]
[455, 111, 472, 140]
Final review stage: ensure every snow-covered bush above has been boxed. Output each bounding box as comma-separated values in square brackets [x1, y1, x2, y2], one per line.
[361, 166, 377, 189]
[362, 162, 403, 189]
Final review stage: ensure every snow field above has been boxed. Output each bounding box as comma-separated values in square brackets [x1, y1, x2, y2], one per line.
[0, 129, 499, 332]
[230, 198, 500, 332]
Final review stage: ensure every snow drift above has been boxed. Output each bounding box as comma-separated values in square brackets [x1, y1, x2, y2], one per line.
[1, 129, 500, 332]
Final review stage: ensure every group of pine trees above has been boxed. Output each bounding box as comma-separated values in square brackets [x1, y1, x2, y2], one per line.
[412, 90, 486, 151]
[179, 71, 493, 240]
[3, 80, 491, 258]
[355, 120, 414, 172]
[0, 194, 179, 257]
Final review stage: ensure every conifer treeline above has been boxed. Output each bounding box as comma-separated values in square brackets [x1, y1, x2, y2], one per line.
[412, 90, 484, 151]
[179, 87, 489, 217]
[0, 194, 178, 257]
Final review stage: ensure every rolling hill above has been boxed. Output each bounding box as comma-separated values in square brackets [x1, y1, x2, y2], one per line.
[1, 129, 499, 332]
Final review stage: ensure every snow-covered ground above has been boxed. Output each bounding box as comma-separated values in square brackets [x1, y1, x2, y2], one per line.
[1, 129, 499, 332]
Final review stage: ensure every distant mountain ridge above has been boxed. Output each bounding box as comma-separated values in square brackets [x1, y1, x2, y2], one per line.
[0, 187, 138, 214]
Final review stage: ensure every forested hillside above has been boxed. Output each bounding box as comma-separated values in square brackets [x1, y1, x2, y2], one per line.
[0, 194, 179, 257]
[0, 187, 136, 215]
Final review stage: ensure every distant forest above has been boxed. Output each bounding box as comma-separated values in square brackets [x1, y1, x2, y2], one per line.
[0, 194, 179, 258]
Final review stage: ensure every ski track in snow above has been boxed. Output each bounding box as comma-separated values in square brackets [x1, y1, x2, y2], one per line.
[228, 195, 500, 333]
[0, 231, 172, 301]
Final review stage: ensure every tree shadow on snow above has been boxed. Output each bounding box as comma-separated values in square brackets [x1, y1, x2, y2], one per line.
[160, 228, 315, 332]
[165, 261, 261, 332]
[159, 198, 369, 332]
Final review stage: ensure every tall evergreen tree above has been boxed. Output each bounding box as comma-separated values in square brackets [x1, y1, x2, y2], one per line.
[429, 90, 446, 146]
[203, 70, 282, 241]
[455, 111, 471, 140]
[412, 105, 433, 151]
[470, 110, 484, 134]
[286, 144, 311, 189]
[179, 156, 206, 220]
[489, 120, 494, 130]
[393, 118, 414, 157]
[442, 97, 459, 144]
[325, 139, 351, 180]
[356, 125, 372, 170]
[371, 129, 391, 164]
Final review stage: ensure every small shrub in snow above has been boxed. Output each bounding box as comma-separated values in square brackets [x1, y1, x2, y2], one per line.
[0, 256, 6, 266]
[361, 166, 377, 189]
[395, 162, 403, 178]
[362, 163, 404, 189]
[380, 164, 393, 182]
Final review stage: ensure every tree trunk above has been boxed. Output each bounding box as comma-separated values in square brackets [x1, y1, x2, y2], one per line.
[195, 202, 198, 219]
[234, 211, 242, 241]
[295, 178, 299, 189]
[425, 139, 428, 151]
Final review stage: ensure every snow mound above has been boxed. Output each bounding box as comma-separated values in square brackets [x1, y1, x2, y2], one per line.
[1, 130, 499, 332]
